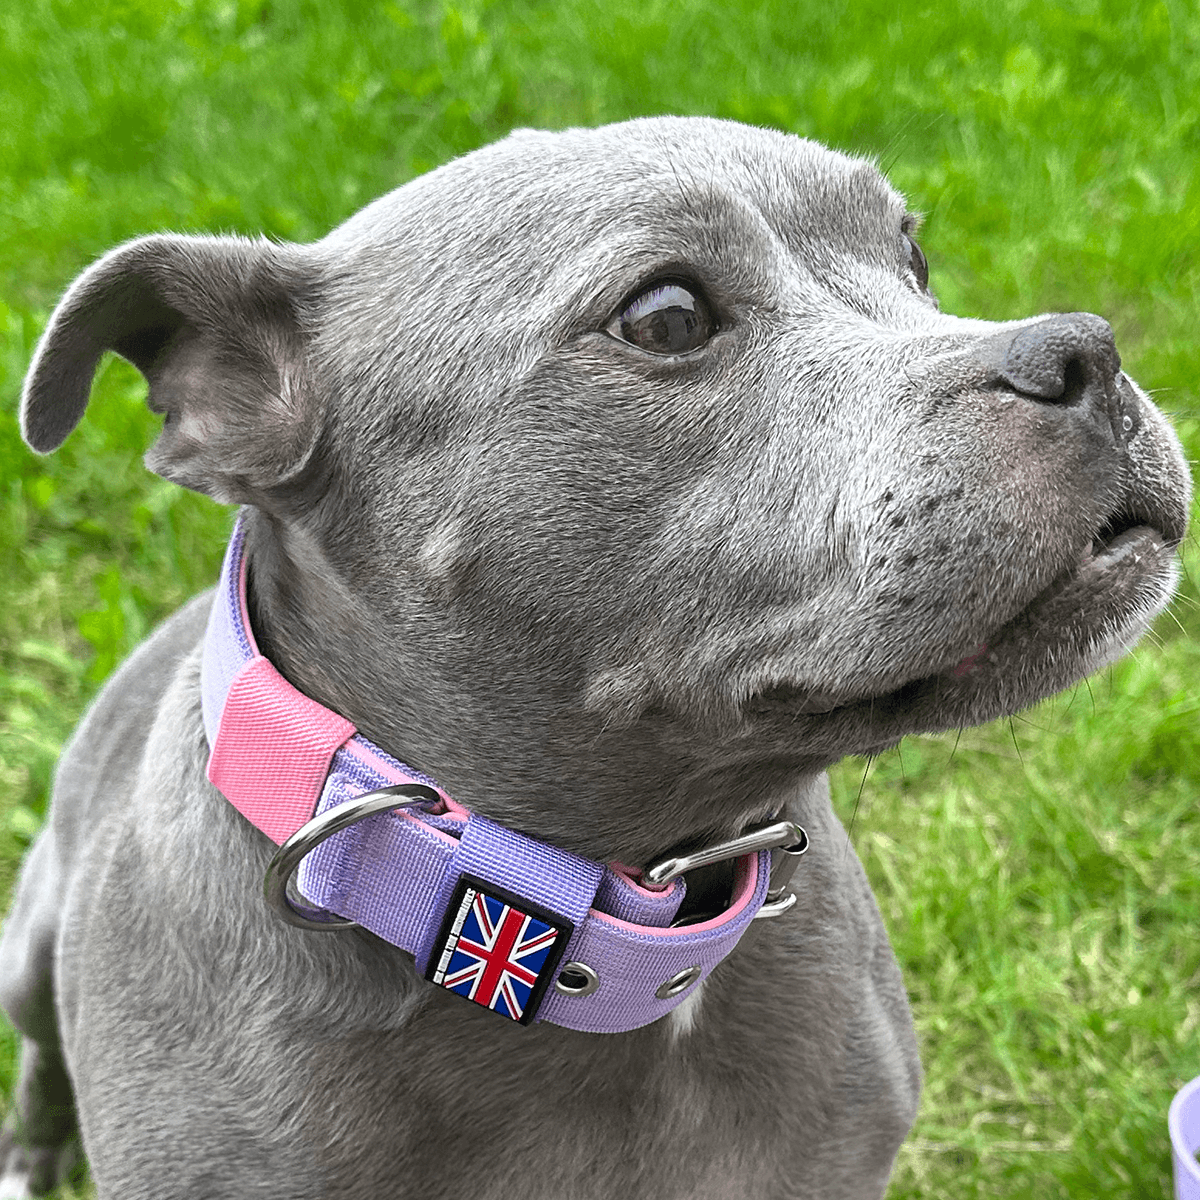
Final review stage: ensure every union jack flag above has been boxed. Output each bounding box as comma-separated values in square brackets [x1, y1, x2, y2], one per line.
[428, 879, 569, 1023]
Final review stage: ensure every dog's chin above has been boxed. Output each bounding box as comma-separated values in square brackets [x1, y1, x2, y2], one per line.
[750, 523, 1180, 757]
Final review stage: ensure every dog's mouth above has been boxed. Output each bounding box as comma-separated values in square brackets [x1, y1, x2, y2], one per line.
[1075, 510, 1150, 566]
[747, 509, 1180, 743]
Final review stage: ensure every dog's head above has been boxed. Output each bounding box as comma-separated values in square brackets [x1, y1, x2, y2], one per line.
[22, 117, 1190, 858]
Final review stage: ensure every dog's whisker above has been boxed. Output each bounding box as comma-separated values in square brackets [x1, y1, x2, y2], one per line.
[948, 725, 965, 764]
[1008, 717, 1026, 767]
[845, 753, 875, 859]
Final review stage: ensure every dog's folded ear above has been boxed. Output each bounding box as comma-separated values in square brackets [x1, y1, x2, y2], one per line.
[20, 233, 324, 505]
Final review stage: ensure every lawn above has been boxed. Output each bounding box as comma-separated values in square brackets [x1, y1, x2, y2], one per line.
[1, 1, 1197, 1196]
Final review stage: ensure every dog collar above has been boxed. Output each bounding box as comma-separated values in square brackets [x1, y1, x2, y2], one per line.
[199, 515, 807, 1032]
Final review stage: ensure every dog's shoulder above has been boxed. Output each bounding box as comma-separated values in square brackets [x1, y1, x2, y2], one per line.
[48, 590, 213, 849]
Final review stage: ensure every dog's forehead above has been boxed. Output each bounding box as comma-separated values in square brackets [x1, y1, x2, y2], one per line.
[502, 118, 906, 235]
[326, 117, 909, 273]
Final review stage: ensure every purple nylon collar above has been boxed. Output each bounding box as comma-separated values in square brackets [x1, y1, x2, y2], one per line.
[199, 515, 771, 1032]
[1172, 1075, 1200, 1200]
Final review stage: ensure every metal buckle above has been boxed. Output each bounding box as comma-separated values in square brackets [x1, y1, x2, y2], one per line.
[643, 818, 809, 921]
[263, 784, 441, 930]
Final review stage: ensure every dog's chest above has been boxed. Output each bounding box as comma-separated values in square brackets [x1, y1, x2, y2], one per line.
[295, 1014, 784, 1199]
[261, 916, 916, 1200]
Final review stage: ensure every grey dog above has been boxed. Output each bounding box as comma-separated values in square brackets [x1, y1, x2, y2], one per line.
[0, 117, 1190, 1199]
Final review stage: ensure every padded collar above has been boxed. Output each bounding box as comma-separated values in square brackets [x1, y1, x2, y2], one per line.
[200, 514, 772, 1031]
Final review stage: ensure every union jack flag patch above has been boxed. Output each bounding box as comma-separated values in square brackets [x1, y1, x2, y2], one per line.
[427, 877, 572, 1024]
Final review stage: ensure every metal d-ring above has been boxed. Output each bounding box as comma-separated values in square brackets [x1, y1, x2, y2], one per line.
[263, 783, 441, 931]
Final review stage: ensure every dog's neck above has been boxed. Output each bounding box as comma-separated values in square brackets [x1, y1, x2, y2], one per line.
[236, 508, 816, 867]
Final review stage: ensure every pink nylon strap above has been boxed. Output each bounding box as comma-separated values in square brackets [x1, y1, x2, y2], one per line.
[208, 657, 356, 846]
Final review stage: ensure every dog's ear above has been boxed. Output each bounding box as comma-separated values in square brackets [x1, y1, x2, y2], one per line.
[20, 233, 323, 505]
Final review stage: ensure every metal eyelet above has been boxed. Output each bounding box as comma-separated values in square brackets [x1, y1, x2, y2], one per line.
[655, 965, 702, 999]
[555, 962, 600, 997]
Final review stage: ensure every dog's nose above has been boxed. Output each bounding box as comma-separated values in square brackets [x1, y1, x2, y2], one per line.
[997, 312, 1138, 443]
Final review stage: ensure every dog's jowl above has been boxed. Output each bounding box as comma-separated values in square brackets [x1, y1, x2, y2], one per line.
[0, 118, 1190, 1199]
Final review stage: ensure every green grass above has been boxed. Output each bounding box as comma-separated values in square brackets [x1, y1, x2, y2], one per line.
[2, 1, 1198, 1196]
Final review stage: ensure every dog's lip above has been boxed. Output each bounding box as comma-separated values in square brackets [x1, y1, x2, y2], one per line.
[749, 520, 1173, 722]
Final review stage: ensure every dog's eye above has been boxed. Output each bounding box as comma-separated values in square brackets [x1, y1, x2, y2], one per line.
[608, 280, 716, 355]
[904, 234, 929, 291]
